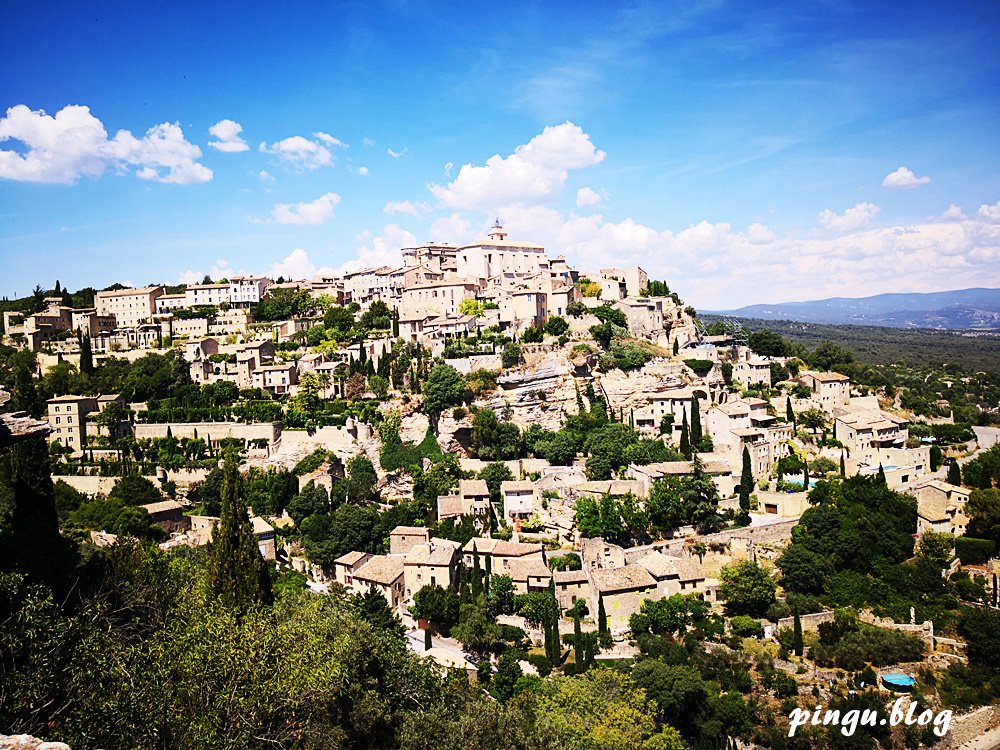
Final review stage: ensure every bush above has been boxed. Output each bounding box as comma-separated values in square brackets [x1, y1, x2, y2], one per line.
[730, 615, 763, 638]
[955, 537, 995, 565]
[683, 359, 714, 377]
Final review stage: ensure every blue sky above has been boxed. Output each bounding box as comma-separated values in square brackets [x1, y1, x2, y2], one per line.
[2, 0, 999, 308]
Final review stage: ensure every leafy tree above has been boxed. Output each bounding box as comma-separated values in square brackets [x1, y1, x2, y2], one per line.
[422, 364, 466, 419]
[205, 452, 273, 609]
[718, 561, 776, 617]
[544, 316, 569, 336]
[369, 374, 390, 399]
[630, 593, 710, 636]
[351, 585, 404, 635]
[748, 329, 790, 357]
[930, 444, 943, 472]
[108, 474, 163, 506]
[286, 480, 330, 525]
[345, 453, 378, 503]
[489, 574, 515, 615]
[452, 601, 502, 657]
[490, 649, 524, 702]
[501, 343, 523, 369]
[68, 497, 162, 540]
[478, 462, 514, 505]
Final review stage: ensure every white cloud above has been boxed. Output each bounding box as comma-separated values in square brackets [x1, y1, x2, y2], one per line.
[0, 104, 212, 184]
[363, 137, 376, 147]
[269, 248, 335, 280]
[178, 259, 248, 285]
[271, 192, 341, 225]
[357, 166, 369, 176]
[383, 200, 428, 217]
[942, 204, 966, 221]
[387, 147, 408, 159]
[428, 213, 477, 245]
[576, 186, 605, 207]
[259, 134, 337, 170]
[207, 119, 249, 152]
[339, 224, 417, 274]
[882, 166, 931, 189]
[978, 201, 1000, 222]
[429, 121, 606, 211]
[259, 170, 275, 183]
[747, 222, 775, 243]
[818, 202, 880, 231]
[444, 161, 454, 176]
[313, 131, 347, 148]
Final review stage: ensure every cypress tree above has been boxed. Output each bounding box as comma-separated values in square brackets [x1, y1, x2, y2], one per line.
[993, 573, 998, 608]
[786, 397, 795, 427]
[679, 413, 691, 459]
[472, 543, 482, 598]
[672, 338, 679, 356]
[947, 460, 962, 487]
[802, 459, 809, 491]
[929, 445, 943, 472]
[575, 383, 585, 414]
[573, 606, 583, 669]
[424, 626, 432, 651]
[840, 451, 846, 478]
[206, 451, 273, 610]
[739, 446, 753, 516]
[484, 555, 492, 597]
[598, 595, 607, 635]
[792, 609, 804, 657]
[79, 334, 94, 375]
[877, 463, 886, 485]
[777, 460, 784, 485]
[689, 396, 702, 448]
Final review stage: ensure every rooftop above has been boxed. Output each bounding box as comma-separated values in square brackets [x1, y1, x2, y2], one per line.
[590, 565, 656, 594]
[354, 555, 405, 585]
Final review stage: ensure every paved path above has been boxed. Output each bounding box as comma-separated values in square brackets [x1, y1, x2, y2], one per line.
[957, 725, 1000, 750]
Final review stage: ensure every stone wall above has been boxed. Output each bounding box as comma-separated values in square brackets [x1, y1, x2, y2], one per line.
[777, 609, 836, 632]
[934, 705, 1000, 749]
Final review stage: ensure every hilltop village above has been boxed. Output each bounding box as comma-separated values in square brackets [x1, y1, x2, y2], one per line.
[3, 222, 1000, 748]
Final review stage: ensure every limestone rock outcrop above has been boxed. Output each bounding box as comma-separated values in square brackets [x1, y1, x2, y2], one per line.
[0, 388, 52, 448]
[487, 355, 580, 431]
[0, 735, 71, 750]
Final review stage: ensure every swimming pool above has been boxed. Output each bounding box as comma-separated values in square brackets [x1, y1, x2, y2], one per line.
[881, 673, 915, 691]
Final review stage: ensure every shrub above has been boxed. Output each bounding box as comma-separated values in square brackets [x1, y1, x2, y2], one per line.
[683, 359, 715, 377]
[955, 537, 995, 565]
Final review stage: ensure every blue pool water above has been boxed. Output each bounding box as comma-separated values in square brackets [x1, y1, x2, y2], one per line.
[882, 673, 916, 691]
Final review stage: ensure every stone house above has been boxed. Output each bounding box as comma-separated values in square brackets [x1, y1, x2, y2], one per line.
[403, 538, 461, 599]
[352, 555, 406, 612]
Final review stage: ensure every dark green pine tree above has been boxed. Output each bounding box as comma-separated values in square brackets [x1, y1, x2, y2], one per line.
[947, 460, 962, 487]
[792, 609, 804, 657]
[424, 626, 432, 651]
[679, 413, 691, 459]
[484, 555, 492, 597]
[79, 334, 94, 375]
[598, 595, 607, 635]
[786, 397, 795, 427]
[672, 338, 679, 356]
[739, 446, 753, 518]
[840, 451, 847, 478]
[802, 459, 809, 492]
[206, 451, 273, 610]
[689, 396, 702, 449]
[777, 460, 784, 486]
[877, 463, 886, 485]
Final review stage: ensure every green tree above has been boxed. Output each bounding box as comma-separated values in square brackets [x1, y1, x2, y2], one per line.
[205, 452, 273, 610]
[792, 609, 804, 656]
[718, 561, 776, 617]
[501, 343, 523, 369]
[78, 333, 94, 375]
[108, 474, 162, 506]
[947, 460, 962, 486]
[738, 446, 752, 523]
[490, 649, 524, 702]
[422, 364, 466, 421]
[678, 414, 691, 459]
[544, 316, 569, 336]
[786, 396, 795, 426]
[689, 396, 702, 448]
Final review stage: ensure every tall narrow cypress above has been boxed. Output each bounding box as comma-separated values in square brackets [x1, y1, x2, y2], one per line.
[947, 461, 962, 487]
[471, 543, 482, 598]
[786, 397, 795, 427]
[802, 459, 809, 492]
[206, 451, 273, 610]
[679, 413, 691, 459]
[877, 463, 886, 485]
[598, 595, 607, 635]
[573, 607, 583, 668]
[484, 555, 492, 597]
[739, 446, 753, 516]
[840, 451, 846, 478]
[689, 396, 702, 448]
[79, 334, 94, 375]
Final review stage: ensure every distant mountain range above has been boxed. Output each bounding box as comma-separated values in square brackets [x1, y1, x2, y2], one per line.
[708, 288, 1000, 330]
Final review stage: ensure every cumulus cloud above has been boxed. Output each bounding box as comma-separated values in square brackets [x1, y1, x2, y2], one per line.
[207, 119, 249, 152]
[339, 224, 417, 274]
[383, 200, 428, 217]
[942, 204, 966, 221]
[269, 248, 335, 280]
[357, 166, 369, 176]
[576, 187, 605, 207]
[818, 202, 880, 231]
[259, 170, 275, 183]
[271, 192, 341, 225]
[387, 147, 408, 159]
[0, 104, 212, 184]
[363, 137, 376, 147]
[882, 166, 931, 188]
[429, 122, 606, 211]
[444, 161, 454, 176]
[979, 200, 1000, 222]
[178, 259, 248, 285]
[259, 132, 344, 170]
[747, 222, 776, 243]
